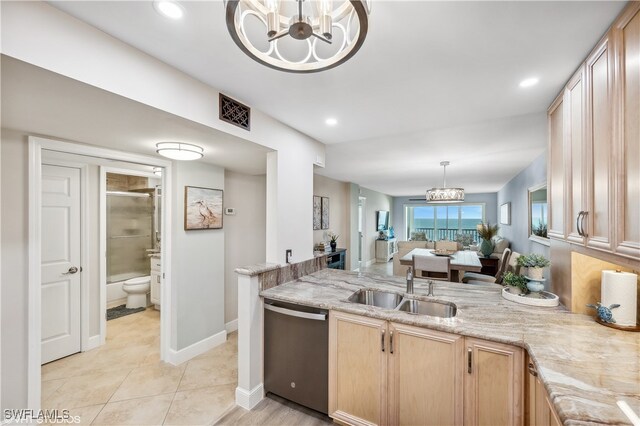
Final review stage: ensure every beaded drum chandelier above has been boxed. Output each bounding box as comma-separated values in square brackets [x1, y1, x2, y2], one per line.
[426, 161, 465, 203]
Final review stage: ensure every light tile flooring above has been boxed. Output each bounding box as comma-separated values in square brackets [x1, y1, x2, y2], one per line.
[357, 260, 394, 276]
[42, 308, 238, 425]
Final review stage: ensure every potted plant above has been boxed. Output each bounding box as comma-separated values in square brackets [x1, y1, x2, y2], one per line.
[328, 232, 339, 252]
[476, 222, 499, 258]
[516, 253, 550, 280]
[502, 271, 528, 295]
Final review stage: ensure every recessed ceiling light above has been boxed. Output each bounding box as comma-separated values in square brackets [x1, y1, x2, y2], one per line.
[325, 118, 338, 126]
[153, 1, 184, 20]
[156, 142, 203, 161]
[519, 77, 539, 88]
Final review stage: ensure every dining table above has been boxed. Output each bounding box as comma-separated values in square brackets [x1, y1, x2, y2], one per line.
[399, 248, 483, 282]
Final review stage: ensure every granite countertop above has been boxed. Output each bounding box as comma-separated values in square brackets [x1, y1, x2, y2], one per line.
[260, 268, 640, 425]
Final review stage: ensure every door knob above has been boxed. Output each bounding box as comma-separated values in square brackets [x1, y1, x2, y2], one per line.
[62, 266, 79, 275]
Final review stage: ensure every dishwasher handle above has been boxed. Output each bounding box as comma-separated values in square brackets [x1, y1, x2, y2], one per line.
[264, 303, 327, 321]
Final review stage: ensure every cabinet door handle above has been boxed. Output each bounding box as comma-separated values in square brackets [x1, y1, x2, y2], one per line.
[390, 331, 394, 354]
[581, 211, 588, 238]
[467, 348, 473, 374]
[528, 362, 538, 377]
[381, 329, 385, 352]
[576, 211, 584, 236]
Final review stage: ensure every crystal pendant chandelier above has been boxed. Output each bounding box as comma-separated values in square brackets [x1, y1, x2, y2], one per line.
[426, 161, 465, 203]
[224, 0, 371, 73]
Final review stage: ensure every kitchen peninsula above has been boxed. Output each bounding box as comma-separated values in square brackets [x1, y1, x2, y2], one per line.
[237, 264, 639, 425]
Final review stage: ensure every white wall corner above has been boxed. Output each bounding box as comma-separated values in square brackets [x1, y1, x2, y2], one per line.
[225, 319, 238, 334]
[166, 329, 227, 366]
[235, 384, 265, 411]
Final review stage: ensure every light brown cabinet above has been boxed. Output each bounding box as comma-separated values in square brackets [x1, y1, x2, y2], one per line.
[388, 323, 464, 426]
[614, 5, 640, 259]
[547, 94, 565, 240]
[585, 33, 615, 252]
[328, 311, 387, 426]
[547, 2, 640, 261]
[464, 338, 524, 426]
[565, 66, 586, 245]
[329, 311, 523, 426]
[526, 360, 562, 426]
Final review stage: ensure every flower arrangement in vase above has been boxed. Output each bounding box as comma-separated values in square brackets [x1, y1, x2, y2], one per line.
[476, 222, 499, 258]
[516, 253, 550, 280]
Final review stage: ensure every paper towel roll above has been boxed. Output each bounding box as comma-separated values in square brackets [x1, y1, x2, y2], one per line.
[601, 270, 638, 326]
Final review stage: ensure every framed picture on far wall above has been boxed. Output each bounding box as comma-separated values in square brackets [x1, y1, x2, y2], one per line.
[313, 196, 321, 230]
[321, 197, 330, 229]
[184, 186, 223, 230]
[500, 202, 511, 225]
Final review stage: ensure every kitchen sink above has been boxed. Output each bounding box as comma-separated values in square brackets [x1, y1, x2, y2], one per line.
[396, 298, 457, 318]
[347, 289, 404, 309]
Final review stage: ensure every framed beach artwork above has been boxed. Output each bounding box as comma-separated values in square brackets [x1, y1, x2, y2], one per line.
[313, 196, 322, 230]
[321, 196, 330, 229]
[184, 186, 223, 230]
[500, 202, 511, 225]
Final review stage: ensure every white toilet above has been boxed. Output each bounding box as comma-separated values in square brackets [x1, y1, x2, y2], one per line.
[122, 276, 151, 309]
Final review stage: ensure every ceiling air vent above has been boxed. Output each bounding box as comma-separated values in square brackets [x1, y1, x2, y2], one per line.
[219, 93, 250, 131]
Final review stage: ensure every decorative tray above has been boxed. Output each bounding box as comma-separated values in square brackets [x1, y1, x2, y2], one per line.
[501, 287, 559, 307]
[433, 249, 456, 256]
[595, 318, 640, 332]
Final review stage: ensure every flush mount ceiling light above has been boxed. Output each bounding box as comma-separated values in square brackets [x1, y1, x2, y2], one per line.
[519, 77, 539, 88]
[426, 161, 465, 203]
[156, 142, 203, 161]
[325, 117, 338, 126]
[224, 0, 371, 73]
[153, 0, 185, 20]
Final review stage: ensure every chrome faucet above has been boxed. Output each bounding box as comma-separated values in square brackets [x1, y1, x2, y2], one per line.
[427, 280, 435, 296]
[406, 266, 414, 294]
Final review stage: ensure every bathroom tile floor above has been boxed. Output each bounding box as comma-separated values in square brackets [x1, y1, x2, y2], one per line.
[42, 308, 238, 425]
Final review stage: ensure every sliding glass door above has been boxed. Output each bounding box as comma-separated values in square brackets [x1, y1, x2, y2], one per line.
[405, 203, 485, 242]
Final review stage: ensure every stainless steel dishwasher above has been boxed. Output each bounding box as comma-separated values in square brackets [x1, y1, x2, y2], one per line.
[264, 299, 328, 414]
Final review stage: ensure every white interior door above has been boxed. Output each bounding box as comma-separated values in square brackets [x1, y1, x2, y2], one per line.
[41, 164, 81, 364]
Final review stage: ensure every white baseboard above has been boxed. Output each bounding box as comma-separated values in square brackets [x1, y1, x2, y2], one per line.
[166, 329, 227, 365]
[107, 297, 127, 309]
[365, 259, 376, 267]
[225, 319, 238, 334]
[83, 334, 101, 352]
[235, 384, 264, 410]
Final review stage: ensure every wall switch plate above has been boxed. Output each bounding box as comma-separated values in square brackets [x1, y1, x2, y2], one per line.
[225, 208, 236, 215]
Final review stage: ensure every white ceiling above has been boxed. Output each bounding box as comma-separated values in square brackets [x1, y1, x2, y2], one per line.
[1, 56, 271, 175]
[38, 1, 629, 193]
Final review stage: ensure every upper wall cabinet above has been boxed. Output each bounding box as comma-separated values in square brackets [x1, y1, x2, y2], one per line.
[547, 2, 640, 261]
[614, 5, 640, 259]
[547, 94, 565, 240]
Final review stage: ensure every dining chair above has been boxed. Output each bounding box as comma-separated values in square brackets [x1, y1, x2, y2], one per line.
[413, 254, 451, 281]
[435, 240, 458, 251]
[462, 248, 512, 284]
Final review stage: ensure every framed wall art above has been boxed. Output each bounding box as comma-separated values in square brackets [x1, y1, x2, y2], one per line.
[500, 202, 511, 226]
[184, 186, 223, 230]
[313, 195, 322, 230]
[321, 197, 330, 229]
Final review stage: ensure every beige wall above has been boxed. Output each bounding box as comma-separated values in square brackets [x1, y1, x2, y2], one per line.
[0, 129, 29, 409]
[360, 186, 393, 265]
[313, 174, 350, 265]
[224, 171, 266, 324]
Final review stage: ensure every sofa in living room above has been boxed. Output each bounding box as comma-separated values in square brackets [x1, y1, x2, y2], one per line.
[391, 236, 510, 277]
